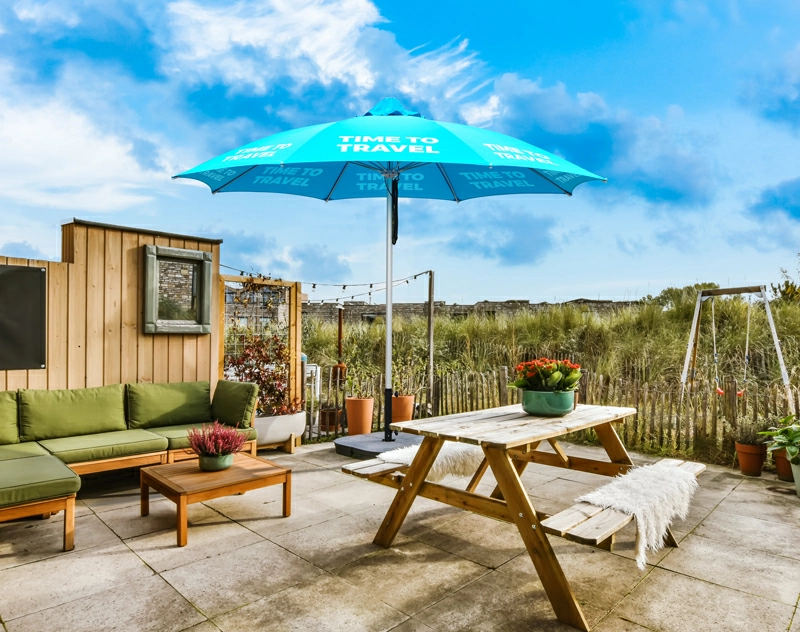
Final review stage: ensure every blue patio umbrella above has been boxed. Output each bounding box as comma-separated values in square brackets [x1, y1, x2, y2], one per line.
[174, 98, 605, 441]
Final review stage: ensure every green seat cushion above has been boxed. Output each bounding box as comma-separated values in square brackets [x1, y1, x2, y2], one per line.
[127, 382, 212, 430]
[18, 384, 126, 442]
[212, 381, 259, 428]
[149, 423, 257, 450]
[38, 429, 168, 464]
[0, 442, 49, 461]
[0, 455, 81, 508]
[0, 390, 19, 444]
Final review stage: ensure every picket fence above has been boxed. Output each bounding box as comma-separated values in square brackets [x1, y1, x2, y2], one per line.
[305, 367, 797, 464]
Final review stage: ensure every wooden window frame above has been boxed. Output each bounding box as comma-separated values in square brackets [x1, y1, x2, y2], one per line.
[143, 245, 212, 335]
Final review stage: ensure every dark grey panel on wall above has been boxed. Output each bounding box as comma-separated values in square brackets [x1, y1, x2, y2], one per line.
[0, 265, 46, 371]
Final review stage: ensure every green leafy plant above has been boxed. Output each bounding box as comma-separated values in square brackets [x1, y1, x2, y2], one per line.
[508, 358, 582, 392]
[760, 415, 800, 464]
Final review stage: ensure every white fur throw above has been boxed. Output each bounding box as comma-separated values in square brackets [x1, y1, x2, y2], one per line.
[377, 443, 485, 482]
[577, 463, 698, 570]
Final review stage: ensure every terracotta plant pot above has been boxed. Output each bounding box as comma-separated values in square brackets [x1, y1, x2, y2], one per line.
[392, 395, 416, 422]
[345, 397, 374, 436]
[773, 449, 795, 483]
[735, 442, 767, 477]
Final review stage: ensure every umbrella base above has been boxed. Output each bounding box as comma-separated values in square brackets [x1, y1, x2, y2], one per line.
[334, 432, 423, 460]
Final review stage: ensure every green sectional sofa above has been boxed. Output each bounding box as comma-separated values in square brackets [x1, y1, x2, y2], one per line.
[0, 379, 258, 551]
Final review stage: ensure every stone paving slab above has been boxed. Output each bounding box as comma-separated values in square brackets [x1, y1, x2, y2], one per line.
[0, 442, 798, 632]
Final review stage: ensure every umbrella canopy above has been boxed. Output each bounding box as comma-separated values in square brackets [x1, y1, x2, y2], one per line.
[175, 97, 604, 201]
[174, 98, 605, 441]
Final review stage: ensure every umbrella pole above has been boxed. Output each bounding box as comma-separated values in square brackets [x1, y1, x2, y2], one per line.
[384, 184, 395, 442]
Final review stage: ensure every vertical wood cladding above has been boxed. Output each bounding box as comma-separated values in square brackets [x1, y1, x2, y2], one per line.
[0, 221, 221, 392]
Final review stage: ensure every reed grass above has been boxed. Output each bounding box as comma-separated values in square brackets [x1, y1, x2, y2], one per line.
[302, 287, 800, 386]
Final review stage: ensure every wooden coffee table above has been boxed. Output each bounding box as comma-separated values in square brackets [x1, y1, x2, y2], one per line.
[140, 452, 291, 546]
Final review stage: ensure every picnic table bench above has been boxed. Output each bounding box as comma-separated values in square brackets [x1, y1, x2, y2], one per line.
[342, 404, 705, 631]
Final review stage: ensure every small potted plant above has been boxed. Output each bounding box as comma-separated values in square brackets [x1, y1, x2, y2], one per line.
[760, 418, 800, 495]
[391, 352, 423, 422]
[508, 358, 582, 417]
[188, 421, 247, 471]
[763, 414, 796, 482]
[732, 422, 769, 477]
[345, 376, 374, 436]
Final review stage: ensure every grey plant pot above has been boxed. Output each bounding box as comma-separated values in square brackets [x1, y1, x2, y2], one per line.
[792, 461, 800, 498]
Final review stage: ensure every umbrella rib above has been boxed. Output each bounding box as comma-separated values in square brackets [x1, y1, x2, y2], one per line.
[325, 163, 350, 202]
[436, 164, 460, 202]
[211, 165, 258, 194]
[528, 168, 572, 196]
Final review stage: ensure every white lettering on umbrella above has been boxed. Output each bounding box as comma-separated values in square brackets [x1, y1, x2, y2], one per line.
[458, 170, 536, 190]
[482, 144, 556, 165]
[337, 136, 440, 154]
[222, 143, 293, 162]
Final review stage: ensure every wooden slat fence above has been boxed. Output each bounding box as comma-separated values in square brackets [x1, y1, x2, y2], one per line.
[306, 366, 796, 464]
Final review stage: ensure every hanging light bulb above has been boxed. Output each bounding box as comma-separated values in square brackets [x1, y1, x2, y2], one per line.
[342, 285, 346, 291]
[312, 283, 316, 291]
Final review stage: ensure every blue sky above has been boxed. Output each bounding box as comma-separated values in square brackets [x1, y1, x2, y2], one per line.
[1, 0, 799, 304]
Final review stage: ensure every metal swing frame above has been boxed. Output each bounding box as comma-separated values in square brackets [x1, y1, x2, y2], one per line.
[679, 285, 795, 414]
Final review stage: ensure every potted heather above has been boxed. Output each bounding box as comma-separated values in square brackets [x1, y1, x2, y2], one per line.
[508, 358, 582, 417]
[760, 418, 800, 495]
[226, 334, 304, 449]
[188, 421, 247, 471]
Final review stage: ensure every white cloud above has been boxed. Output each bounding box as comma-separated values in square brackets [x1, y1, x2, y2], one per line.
[164, 0, 383, 93]
[0, 95, 162, 211]
[13, 0, 80, 29]
[161, 0, 484, 117]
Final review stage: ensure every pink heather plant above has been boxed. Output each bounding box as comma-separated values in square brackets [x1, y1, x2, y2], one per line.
[188, 421, 247, 457]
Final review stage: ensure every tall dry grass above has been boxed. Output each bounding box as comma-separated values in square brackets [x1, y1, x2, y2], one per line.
[302, 285, 800, 387]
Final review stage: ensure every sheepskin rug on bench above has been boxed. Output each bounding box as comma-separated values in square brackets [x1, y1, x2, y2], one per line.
[577, 463, 698, 569]
[377, 443, 485, 482]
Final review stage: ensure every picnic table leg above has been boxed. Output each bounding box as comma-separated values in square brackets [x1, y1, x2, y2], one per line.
[594, 421, 680, 548]
[465, 457, 489, 493]
[484, 446, 590, 632]
[490, 458, 527, 500]
[373, 436, 444, 547]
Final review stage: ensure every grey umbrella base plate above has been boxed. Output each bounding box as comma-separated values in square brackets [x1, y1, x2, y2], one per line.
[334, 431, 423, 460]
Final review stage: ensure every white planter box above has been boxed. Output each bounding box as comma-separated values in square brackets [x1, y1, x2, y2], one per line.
[254, 411, 306, 446]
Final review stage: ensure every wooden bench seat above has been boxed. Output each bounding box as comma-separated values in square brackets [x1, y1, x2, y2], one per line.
[540, 459, 706, 549]
[341, 458, 410, 480]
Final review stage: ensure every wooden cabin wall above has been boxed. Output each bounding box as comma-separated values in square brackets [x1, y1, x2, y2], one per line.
[0, 222, 221, 393]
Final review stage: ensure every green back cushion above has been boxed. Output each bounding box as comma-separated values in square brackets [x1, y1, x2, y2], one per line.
[127, 381, 212, 429]
[211, 380, 259, 428]
[0, 391, 19, 445]
[18, 384, 126, 441]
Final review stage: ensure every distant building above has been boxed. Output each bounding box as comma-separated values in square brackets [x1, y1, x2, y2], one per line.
[302, 298, 636, 323]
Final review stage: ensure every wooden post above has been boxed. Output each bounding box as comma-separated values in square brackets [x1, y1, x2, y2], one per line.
[426, 271, 435, 417]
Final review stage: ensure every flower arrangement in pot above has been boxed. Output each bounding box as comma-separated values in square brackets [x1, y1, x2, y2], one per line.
[509, 358, 582, 417]
[226, 333, 304, 450]
[760, 416, 800, 495]
[188, 421, 247, 471]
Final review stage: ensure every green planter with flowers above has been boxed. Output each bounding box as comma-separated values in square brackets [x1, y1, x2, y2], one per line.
[509, 358, 582, 417]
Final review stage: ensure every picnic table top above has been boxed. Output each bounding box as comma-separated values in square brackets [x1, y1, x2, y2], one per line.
[390, 403, 638, 450]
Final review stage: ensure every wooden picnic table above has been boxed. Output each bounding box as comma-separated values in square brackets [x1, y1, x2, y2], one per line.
[371, 403, 640, 632]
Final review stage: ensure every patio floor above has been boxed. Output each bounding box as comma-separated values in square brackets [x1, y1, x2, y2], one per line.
[1, 442, 798, 632]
